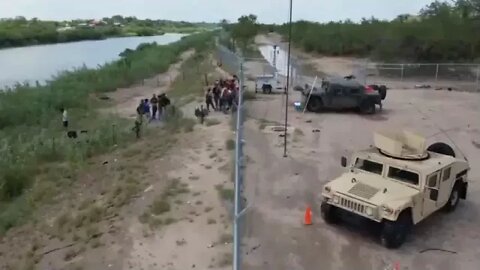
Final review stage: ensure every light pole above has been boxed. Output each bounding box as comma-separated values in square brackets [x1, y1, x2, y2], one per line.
[283, 0, 293, 158]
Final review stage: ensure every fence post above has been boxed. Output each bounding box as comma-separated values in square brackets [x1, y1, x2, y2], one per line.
[435, 64, 439, 81]
[401, 64, 405, 81]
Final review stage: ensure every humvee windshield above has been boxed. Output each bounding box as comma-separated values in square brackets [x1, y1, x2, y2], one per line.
[354, 158, 383, 175]
[387, 166, 419, 185]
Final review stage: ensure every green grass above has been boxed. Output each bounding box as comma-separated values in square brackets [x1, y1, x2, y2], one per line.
[0, 31, 216, 235]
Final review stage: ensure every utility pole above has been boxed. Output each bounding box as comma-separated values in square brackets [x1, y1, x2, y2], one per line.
[273, 44, 278, 80]
[283, 0, 293, 158]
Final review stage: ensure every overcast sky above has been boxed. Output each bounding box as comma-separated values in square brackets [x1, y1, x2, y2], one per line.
[0, 0, 434, 23]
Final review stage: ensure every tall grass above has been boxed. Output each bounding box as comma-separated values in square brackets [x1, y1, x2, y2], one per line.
[0, 32, 215, 233]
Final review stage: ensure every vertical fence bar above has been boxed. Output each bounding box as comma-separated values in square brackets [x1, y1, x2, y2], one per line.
[401, 64, 405, 81]
[233, 59, 244, 270]
[435, 64, 439, 81]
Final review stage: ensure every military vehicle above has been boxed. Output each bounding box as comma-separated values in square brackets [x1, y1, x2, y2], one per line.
[320, 130, 470, 248]
[296, 77, 386, 114]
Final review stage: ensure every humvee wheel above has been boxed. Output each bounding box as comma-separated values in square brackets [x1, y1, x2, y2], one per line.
[379, 85, 387, 100]
[262, 84, 272, 94]
[321, 202, 339, 224]
[306, 97, 323, 112]
[380, 212, 412, 249]
[360, 101, 376, 114]
[444, 183, 461, 212]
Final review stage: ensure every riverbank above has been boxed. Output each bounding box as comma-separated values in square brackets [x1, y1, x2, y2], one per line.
[0, 18, 213, 49]
[0, 33, 187, 89]
[0, 33, 239, 269]
[0, 31, 215, 235]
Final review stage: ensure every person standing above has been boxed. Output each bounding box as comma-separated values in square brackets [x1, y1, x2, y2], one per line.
[143, 99, 151, 120]
[150, 94, 158, 121]
[133, 112, 142, 139]
[136, 99, 145, 117]
[61, 108, 68, 129]
[213, 85, 220, 110]
[205, 88, 215, 111]
[158, 93, 171, 120]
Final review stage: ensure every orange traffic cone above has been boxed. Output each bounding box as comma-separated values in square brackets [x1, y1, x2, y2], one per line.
[304, 206, 313, 225]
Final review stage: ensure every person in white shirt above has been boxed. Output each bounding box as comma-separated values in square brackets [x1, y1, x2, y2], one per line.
[61, 108, 68, 128]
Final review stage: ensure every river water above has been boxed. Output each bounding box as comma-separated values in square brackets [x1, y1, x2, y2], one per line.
[0, 33, 186, 89]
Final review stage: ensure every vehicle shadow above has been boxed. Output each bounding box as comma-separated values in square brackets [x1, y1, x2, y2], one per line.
[360, 108, 392, 121]
[303, 108, 393, 121]
[333, 211, 384, 244]
[332, 203, 470, 250]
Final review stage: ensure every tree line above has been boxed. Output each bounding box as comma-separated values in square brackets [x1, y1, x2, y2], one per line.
[273, 1, 480, 62]
[0, 16, 213, 49]
[223, 1, 480, 62]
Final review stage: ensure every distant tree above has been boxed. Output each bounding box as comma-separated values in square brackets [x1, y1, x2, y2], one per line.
[231, 14, 258, 50]
[420, 1, 452, 17]
[14, 16, 26, 22]
[112, 15, 125, 23]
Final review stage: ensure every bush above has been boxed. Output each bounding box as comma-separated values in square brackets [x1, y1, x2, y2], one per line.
[151, 199, 171, 215]
[275, 3, 480, 62]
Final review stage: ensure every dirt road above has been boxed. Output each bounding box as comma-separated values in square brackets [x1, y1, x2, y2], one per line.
[240, 62, 480, 269]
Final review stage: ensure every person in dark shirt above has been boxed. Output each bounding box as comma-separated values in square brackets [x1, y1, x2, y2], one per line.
[136, 99, 145, 116]
[205, 88, 215, 111]
[150, 94, 159, 120]
[158, 93, 171, 120]
[213, 85, 220, 110]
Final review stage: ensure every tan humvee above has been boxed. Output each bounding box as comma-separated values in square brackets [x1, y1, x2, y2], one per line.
[321, 130, 470, 248]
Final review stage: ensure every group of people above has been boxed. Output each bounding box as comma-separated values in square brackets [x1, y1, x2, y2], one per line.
[133, 93, 171, 138]
[204, 76, 240, 113]
[136, 93, 171, 121]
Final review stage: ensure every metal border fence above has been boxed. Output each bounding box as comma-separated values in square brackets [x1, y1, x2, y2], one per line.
[215, 42, 245, 270]
[366, 63, 480, 84]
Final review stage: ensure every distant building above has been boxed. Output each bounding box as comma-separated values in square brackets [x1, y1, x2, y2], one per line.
[88, 20, 107, 27]
[77, 22, 91, 28]
[57, 26, 75, 32]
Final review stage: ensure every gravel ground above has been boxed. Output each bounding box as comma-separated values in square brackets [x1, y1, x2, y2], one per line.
[239, 72, 480, 269]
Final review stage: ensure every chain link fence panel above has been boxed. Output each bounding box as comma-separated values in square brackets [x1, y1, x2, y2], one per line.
[365, 63, 480, 90]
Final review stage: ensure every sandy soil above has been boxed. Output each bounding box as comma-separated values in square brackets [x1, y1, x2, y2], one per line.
[238, 53, 480, 269]
[120, 114, 235, 270]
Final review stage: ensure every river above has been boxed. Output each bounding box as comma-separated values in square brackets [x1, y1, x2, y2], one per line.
[0, 33, 186, 89]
